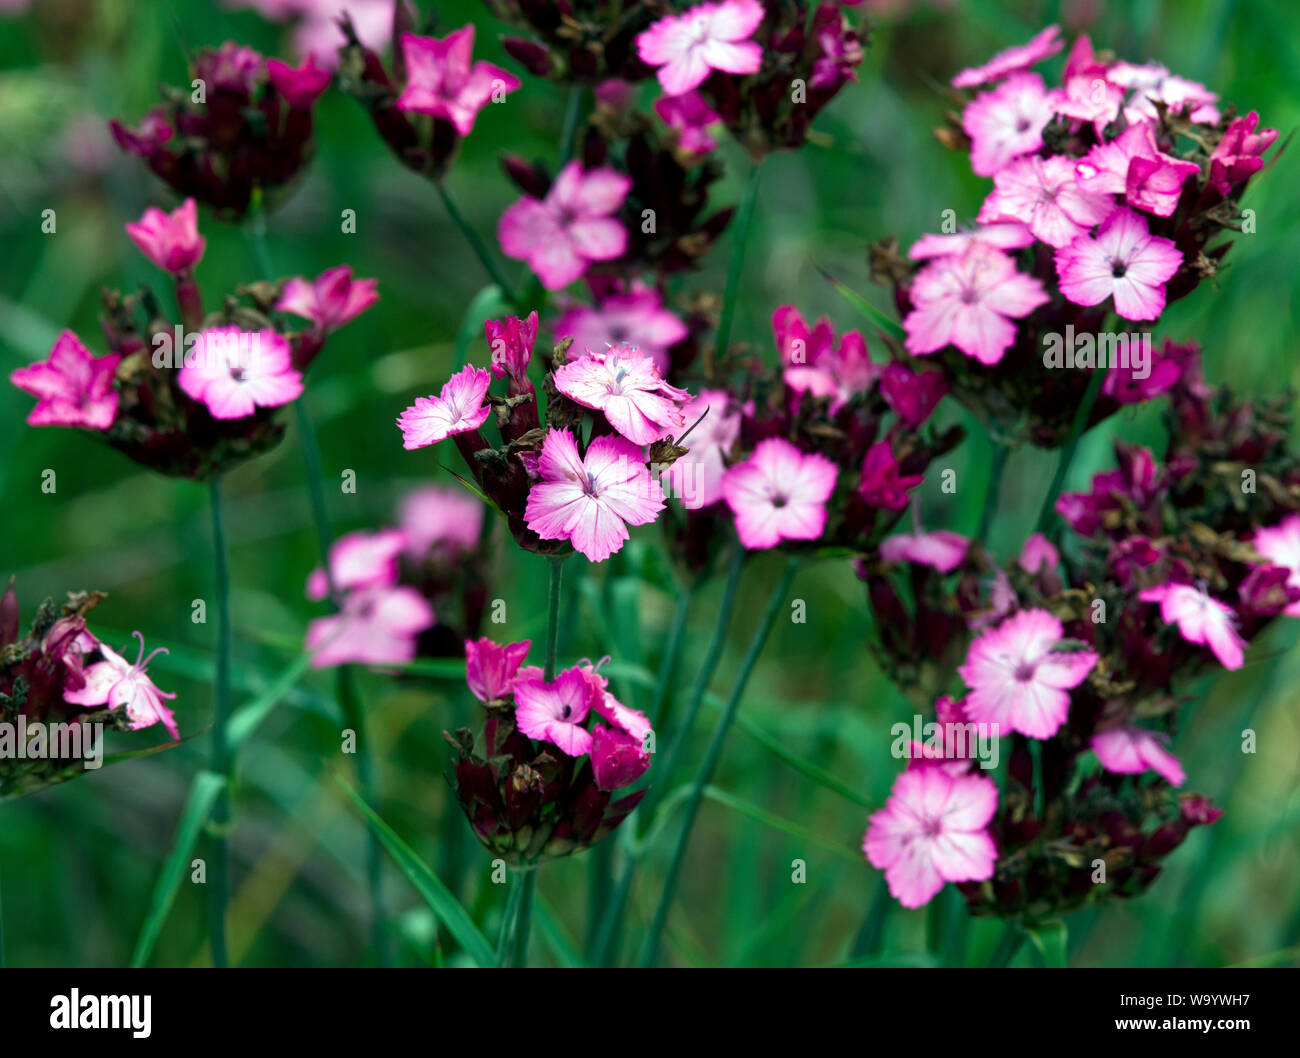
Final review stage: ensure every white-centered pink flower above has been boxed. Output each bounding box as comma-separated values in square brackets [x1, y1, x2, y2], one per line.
[553, 288, 689, 376]
[306, 528, 407, 601]
[950, 25, 1062, 89]
[513, 666, 595, 755]
[1252, 514, 1300, 617]
[977, 154, 1115, 249]
[1054, 207, 1182, 321]
[306, 586, 434, 669]
[1138, 583, 1245, 670]
[125, 197, 205, 273]
[961, 72, 1054, 177]
[958, 608, 1098, 740]
[396, 364, 491, 450]
[721, 437, 837, 550]
[524, 428, 665, 563]
[1074, 122, 1200, 217]
[879, 531, 970, 573]
[1109, 61, 1219, 125]
[553, 343, 691, 445]
[903, 242, 1048, 366]
[907, 222, 1034, 260]
[863, 767, 998, 909]
[1091, 725, 1185, 786]
[64, 631, 179, 738]
[178, 326, 303, 420]
[395, 25, 521, 135]
[1047, 73, 1124, 133]
[636, 0, 764, 96]
[661, 387, 739, 510]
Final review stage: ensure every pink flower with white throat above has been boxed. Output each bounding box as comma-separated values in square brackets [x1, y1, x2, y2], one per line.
[1251, 514, 1300, 617]
[513, 666, 595, 756]
[1055, 208, 1182, 322]
[661, 387, 739, 510]
[950, 25, 1062, 89]
[553, 343, 691, 445]
[721, 437, 837, 550]
[397, 365, 491, 450]
[11, 330, 120, 430]
[961, 72, 1054, 177]
[863, 767, 998, 909]
[977, 154, 1114, 249]
[958, 608, 1098, 739]
[306, 586, 434, 669]
[498, 161, 631, 291]
[275, 265, 378, 332]
[553, 288, 688, 376]
[125, 197, 205, 273]
[636, 0, 764, 96]
[64, 631, 179, 739]
[178, 326, 303, 420]
[1091, 725, 1185, 786]
[395, 26, 520, 135]
[1074, 123, 1199, 217]
[1139, 583, 1245, 670]
[524, 428, 665, 563]
[904, 242, 1048, 366]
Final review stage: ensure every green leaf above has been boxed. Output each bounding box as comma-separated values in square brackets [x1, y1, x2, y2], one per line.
[452, 285, 509, 371]
[1, 738, 189, 801]
[534, 898, 586, 968]
[335, 775, 495, 968]
[822, 952, 942, 968]
[814, 263, 906, 341]
[702, 786, 863, 865]
[1024, 919, 1068, 968]
[227, 649, 317, 751]
[130, 770, 227, 967]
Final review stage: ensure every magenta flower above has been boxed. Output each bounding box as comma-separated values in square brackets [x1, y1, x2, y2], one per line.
[512, 667, 595, 756]
[10, 330, 120, 430]
[863, 767, 998, 909]
[1252, 515, 1300, 617]
[275, 265, 378, 332]
[907, 221, 1034, 261]
[266, 53, 331, 109]
[484, 311, 538, 383]
[958, 608, 1098, 740]
[636, 0, 764, 96]
[553, 344, 691, 445]
[654, 90, 723, 156]
[465, 637, 532, 702]
[1138, 583, 1245, 670]
[305, 528, 407, 601]
[977, 154, 1114, 249]
[553, 288, 688, 376]
[306, 586, 435, 669]
[1074, 123, 1199, 217]
[879, 531, 969, 573]
[1091, 726, 1185, 786]
[774, 305, 877, 413]
[903, 243, 1048, 366]
[661, 387, 739, 510]
[591, 724, 651, 790]
[124, 197, 205, 273]
[498, 161, 631, 290]
[1208, 110, 1278, 195]
[721, 437, 837, 550]
[63, 631, 179, 738]
[857, 441, 924, 512]
[950, 24, 1062, 89]
[878, 362, 948, 428]
[178, 326, 303, 420]
[524, 428, 665, 563]
[1055, 208, 1182, 321]
[1017, 532, 1059, 573]
[397, 365, 492, 450]
[395, 26, 521, 135]
[961, 72, 1054, 177]
[399, 486, 484, 559]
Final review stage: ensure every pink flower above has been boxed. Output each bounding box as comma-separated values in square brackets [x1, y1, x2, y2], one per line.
[879, 362, 948, 428]
[958, 608, 1098, 740]
[1251, 515, 1300, 617]
[484, 311, 538, 383]
[306, 528, 407, 601]
[636, 0, 764, 96]
[395, 26, 520, 135]
[1138, 583, 1245, 670]
[63, 631, 179, 739]
[961, 72, 1054, 177]
[397, 365, 492, 450]
[1047, 74, 1124, 133]
[498, 161, 631, 290]
[774, 305, 878, 413]
[465, 637, 531, 702]
[1091, 726, 1185, 786]
[1208, 110, 1278, 195]
[524, 429, 665, 563]
[399, 486, 483, 559]
[178, 326, 303, 419]
[554, 288, 689, 377]
[512, 667, 595, 755]
[977, 154, 1115, 249]
[553, 343, 691, 445]
[266, 53, 331, 109]
[306, 586, 434, 669]
[858, 441, 924, 512]
[591, 724, 651, 790]
[661, 387, 739, 509]
[654, 90, 723, 155]
[1109, 62, 1219, 125]
[1017, 532, 1059, 573]
[1054, 208, 1182, 321]
[907, 222, 1034, 260]
[863, 767, 998, 909]
[11, 331, 120, 430]
[1074, 123, 1199, 217]
[125, 197, 205, 273]
[904, 243, 1048, 366]
[950, 25, 1062, 89]
[879, 531, 969, 573]
[721, 437, 837, 550]
[275, 265, 378, 332]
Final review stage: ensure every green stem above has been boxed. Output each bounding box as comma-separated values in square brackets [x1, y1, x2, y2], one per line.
[988, 921, 1024, 967]
[712, 161, 763, 370]
[558, 84, 584, 164]
[637, 557, 800, 967]
[435, 180, 519, 306]
[650, 584, 696, 731]
[977, 441, 1010, 544]
[497, 869, 537, 967]
[544, 556, 566, 681]
[207, 476, 232, 969]
[1035, 368, 1105, 535]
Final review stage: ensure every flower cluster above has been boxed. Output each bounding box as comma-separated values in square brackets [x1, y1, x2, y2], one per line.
[445, 639, 652, 864]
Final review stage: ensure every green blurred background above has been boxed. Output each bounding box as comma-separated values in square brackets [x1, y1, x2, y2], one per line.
[0, 0, 1296, 967]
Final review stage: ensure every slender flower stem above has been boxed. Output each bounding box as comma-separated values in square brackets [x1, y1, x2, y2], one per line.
[988, 921, 1024, 967]
[650, 583, 697, 732]
[558, 84, 584, 165]
[709, 161, 763, 377]
[207, 476, 232, 969]
[435, 180, 519, 306]
[1035, 368, 1106, 535]
[543, 556, 566, 681]
[497, 868, 537, 967]
[978, 441, 1010, 544]
[637, 557, 800, 968]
